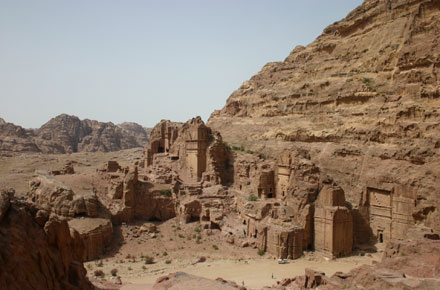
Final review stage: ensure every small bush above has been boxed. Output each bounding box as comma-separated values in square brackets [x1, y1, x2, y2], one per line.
[231, 145, 245, 152]
[178, 234, 185, 238]
[163, 251, 168, 256]
[198, 256, 207, 263]
[160, 189, 172, 197]
[165, 260, 172, 264]
[212, 245, 219, 250]
[125, 254, 132, 259]
[94, 270, 104, 277]
[128, 267, 132, 271]
[248, 194, 258, 202]
[258, 249, 265, 256]
[97, 260, 104, 267]
[86, 264, 92, 270]
[144, 256, 155, 264]
[110, 268, 118, 277]
[142, 265, 146, 270]
[362, 77, 372, 84]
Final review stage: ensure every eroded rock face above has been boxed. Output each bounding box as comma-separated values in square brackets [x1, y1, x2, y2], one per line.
[264, 238, 440, 290]
[209, 0, 440, 244]
[144, 117, 231, 185]
[235, 149, 349, 258]
[100, 166, 177, 224]
[152, 272, 247, 290]
[28, 176, 99, 218]
[0, 114, 150, 154]
[0, 200, 93, 290]
[68, 218, 113, 261]
[0, 120, 40, 154]
[0, 189, 14, 223]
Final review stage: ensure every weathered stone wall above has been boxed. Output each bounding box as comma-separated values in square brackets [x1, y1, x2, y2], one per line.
[314, 186, 353, 257]
[68, 218, 113, 261]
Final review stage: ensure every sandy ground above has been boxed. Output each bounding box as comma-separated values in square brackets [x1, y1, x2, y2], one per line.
[0, 148, 142, 195]
[89, 250, 381, 290]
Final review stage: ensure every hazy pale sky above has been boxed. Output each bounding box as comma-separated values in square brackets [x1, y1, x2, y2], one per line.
[0, 0, 363, 128]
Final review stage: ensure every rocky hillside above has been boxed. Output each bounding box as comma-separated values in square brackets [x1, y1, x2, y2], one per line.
[0, 114, 150, 154]
[209, 0, 440, 235]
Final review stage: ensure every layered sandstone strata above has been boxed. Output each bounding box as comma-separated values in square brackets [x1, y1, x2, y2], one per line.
[209, 0, 440, 244]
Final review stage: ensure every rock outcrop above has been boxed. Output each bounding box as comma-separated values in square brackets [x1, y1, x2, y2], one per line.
[0, 114, 151, 154]
[265, 238, 440, 290]
[0, 194, 94, 290]
[28, 175, 99, 218]
[144, 117, 231, 186]
[153, 272, 247, 290]
[68, 218, 113, 261]
[209, 0, 440, 245]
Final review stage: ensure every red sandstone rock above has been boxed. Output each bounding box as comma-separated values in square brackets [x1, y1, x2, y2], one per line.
[152, 272, 247, 290]
[209, 0, 440, 244]
[0, 199, 93, 290]
[0, 114, 150, 154]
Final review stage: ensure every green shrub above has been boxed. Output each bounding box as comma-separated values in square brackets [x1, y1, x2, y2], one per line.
[258, 249, 265, 256]
[94, 270, 104, 277]
[165, 260, 172, 264]
[231, 145, 245, 152]
[160, 189, 172, 197]
[212, 245, 219, 250]
[248, 194, 258, 201]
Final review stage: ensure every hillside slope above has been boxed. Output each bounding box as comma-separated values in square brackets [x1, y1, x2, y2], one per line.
[209, 0, 440, 239]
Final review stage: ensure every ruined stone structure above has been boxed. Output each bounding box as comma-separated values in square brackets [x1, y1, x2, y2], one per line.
[366, 184, 416, 244]
[233, 148, 356, 259]
[183, 120, 209, 181]
[245, 217, 304, 259]
[276, 152, 291, 199]
[144, 120, 181, 167]
[257, 170, 275, 199]
[144, 117, 230, 186]
[314, 186, 353, 257]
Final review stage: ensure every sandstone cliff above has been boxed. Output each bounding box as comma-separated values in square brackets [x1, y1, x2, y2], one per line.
[0, 114, 150, 154]
[209, 0, 440, 241]
[0, 189, 94, 290]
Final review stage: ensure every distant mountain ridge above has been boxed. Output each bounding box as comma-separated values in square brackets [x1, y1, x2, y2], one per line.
[0, 114, 151, 154]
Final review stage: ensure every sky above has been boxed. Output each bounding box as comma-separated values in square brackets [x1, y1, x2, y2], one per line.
[0, 0, 363, 128]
